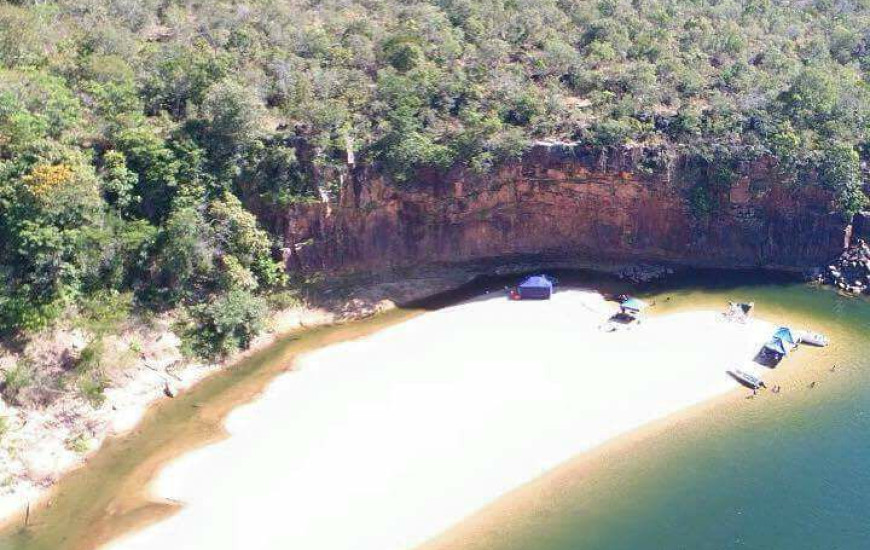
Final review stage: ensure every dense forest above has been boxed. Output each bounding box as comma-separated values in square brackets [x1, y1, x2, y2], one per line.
[2, 0, 870, 351]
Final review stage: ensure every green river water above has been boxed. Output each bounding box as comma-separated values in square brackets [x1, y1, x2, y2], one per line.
[2, 270, 868, 550]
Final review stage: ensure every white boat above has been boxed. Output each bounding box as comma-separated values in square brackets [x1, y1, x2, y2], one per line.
[796, 330, 829, 347]
[728, 369, 764, 390]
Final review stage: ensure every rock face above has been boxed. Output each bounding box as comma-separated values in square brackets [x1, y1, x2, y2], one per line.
[282, 143, 846, 274]
[820, 238, 870, 294]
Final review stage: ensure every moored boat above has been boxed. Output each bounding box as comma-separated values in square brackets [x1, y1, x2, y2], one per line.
[796, 330, 829, 347]
[728, 368, 765, 390]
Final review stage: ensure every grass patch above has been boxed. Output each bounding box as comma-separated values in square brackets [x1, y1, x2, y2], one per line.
[74, 291, 133, 336]
[1, 363, 32, 406]
[75, 338, 104, 373]
[265, 289, 303, 310]
[73, 339, 108, 407]
[77, 372, 108, 408]
[65, 433, 91, 454]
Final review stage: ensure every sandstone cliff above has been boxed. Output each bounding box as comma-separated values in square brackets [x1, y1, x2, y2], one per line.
[282, 143, 846, 274]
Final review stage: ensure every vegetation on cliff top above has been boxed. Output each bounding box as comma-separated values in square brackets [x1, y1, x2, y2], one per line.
[2, 0, 870, 342]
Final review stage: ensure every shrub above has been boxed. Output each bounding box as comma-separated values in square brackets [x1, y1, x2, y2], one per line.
[0, 290, 64, 336]
[145, 206, 215, 305]
[381, 35, 424, 72]
[77, 371, 108, 408]
[65, 433, 91, 453]
[590, 118, 635, 146]
[688, 183, 715, 219]
[209, 193, 285, 288]
[75, 291, 133, 335]
[185, 289, 267, 359]
[265, 289, 303, 310]
[1, 363, 32, 405]
[820, 142, 868, 219]
[76, 338, 104, 373]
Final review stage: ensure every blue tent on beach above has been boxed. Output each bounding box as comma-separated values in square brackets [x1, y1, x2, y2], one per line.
[774, 327, 796, 347]
[764, 338, 789, 356]
[764, 327, 797, 357]
[517, 275, 554, 300]
[620, 297, 649, 314]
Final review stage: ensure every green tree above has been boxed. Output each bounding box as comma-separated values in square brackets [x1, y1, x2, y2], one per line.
[381, 35, 424, 72]
[209, 192, 284, 289]
[115, 125, 180, 222]
[199, 79, 266, 179]
[186, 289, 268, 358]
[820, 143, 867, 219]
[100, 150, 140, 215]
[146, 206, 215, 305]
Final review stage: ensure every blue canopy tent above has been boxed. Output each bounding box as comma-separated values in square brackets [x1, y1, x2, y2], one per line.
[763, 337, 789, 356]
[517, 275, 554, 300]
[620, 297, 649, 315]
[764, 327, 797, 357]
[773, 327, 796, 347]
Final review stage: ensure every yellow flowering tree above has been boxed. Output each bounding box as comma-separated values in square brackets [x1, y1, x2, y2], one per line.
[21, 164, 75, 202]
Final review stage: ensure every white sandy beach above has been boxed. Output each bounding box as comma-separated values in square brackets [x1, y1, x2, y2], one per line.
[105, 289, 774, 550]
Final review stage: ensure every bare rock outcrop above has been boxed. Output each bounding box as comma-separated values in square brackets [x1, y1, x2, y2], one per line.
[819, 237, 870, 294]
[281, 144, 845, 275]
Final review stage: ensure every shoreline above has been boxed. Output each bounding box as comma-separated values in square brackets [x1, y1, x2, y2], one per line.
[102, 289, 780, 550]
[0, 304, 342, 529]
[420, 296, 845, 550]
[0, 306, 430, 550]
[0, 271, 472, 538]
[418, 355, 813, 550]
[0, 272, 843, 550]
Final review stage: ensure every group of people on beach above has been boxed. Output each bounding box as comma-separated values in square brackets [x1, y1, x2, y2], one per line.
[750, 364, 837, 398]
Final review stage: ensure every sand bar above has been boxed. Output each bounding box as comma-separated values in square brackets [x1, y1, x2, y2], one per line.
[105, 289, 773, 550]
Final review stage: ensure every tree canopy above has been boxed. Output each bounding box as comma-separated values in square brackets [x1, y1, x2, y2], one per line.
[1, 0, 869, 339]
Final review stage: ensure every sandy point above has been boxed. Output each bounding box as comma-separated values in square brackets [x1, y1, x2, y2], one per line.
[103, 289, 773, 550]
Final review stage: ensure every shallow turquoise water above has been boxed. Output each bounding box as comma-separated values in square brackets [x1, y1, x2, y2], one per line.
[441, 272, 870, 550]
